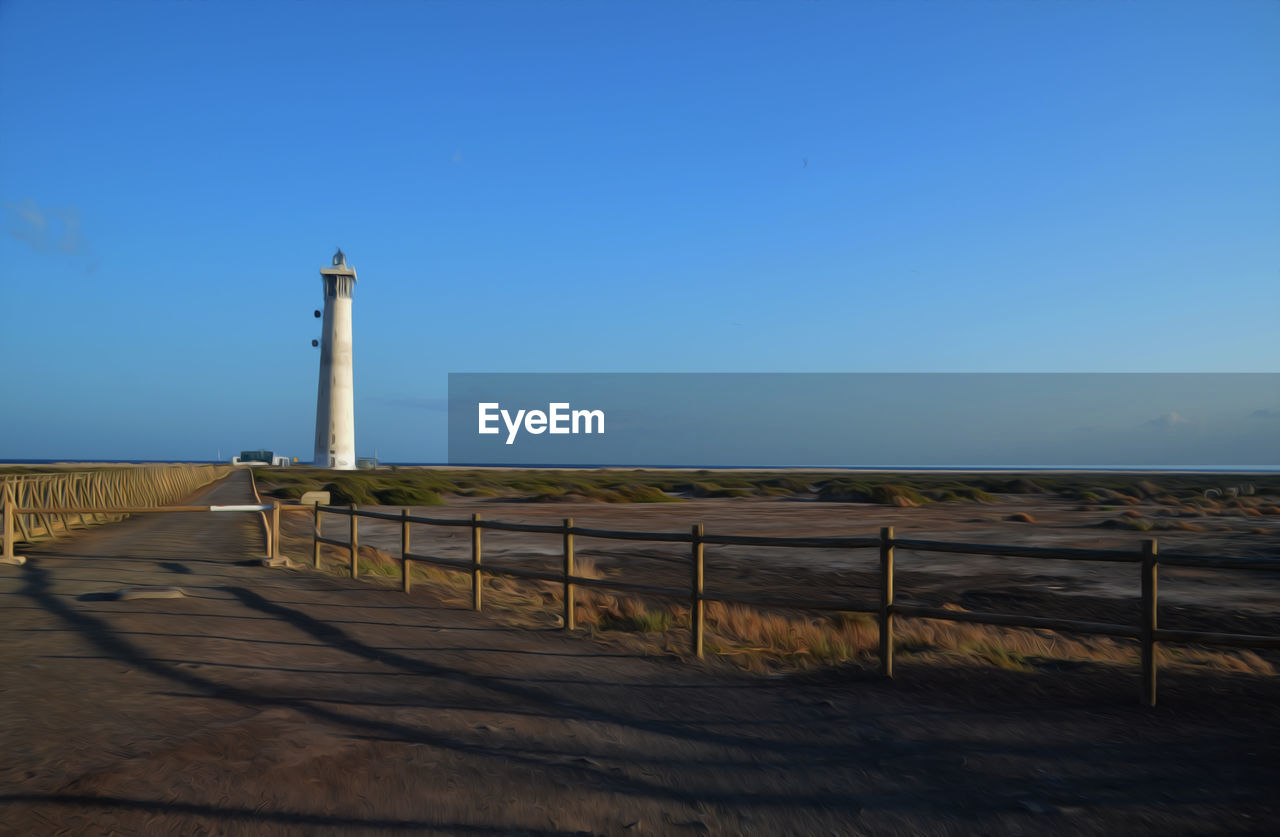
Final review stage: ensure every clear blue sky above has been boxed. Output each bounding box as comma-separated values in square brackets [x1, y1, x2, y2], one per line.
[1, 0, 1276, 462]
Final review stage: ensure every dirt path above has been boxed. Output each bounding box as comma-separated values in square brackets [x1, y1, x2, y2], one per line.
[1, 471, 1277, 835]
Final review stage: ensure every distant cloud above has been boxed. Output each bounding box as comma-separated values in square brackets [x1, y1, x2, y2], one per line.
[451, 150, 464, 164]
[4, 198, 86, 255]
[1142, 412, 1190, 429]
[53, 206, 83, 253]
[1251, 409, 1280, 420]
[5, 199, 46, 248]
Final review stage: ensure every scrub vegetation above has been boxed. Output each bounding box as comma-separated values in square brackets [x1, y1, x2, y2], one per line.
[252, 467, 1280, 516]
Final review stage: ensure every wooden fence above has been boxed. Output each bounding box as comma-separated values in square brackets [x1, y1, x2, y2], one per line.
[309, 503, 1280, 707]
[3, 474, 1275, 708]
[0, 465, 231, 544]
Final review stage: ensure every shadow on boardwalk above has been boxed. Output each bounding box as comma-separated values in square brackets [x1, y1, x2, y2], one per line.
[0, 470, 1277, 836]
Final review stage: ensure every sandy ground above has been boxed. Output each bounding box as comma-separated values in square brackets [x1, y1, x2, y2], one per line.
[2, 472, 1278, 836]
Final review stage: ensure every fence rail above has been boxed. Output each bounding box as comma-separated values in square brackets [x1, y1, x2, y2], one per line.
[303, 502, 1280, 707]
[0, 465, 231, 550]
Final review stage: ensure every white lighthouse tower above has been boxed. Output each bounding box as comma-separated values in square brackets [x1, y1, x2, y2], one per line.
[314, 248, 357, 469]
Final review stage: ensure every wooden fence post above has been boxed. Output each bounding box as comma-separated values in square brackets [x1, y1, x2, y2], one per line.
[14, 479, 31, 541]
[312, 503, 322, 570]
[2, 483, 10, 563]
[271, 500, 281, 560]
[472, 513, 483, 611]
[349, 504, 359, 579]
[2, 482, 26, 565]
[879, 526, 895, 678]
[401, 508, 411, 593]
[563, 518, 576, 630]
[1141, 538, 1159, 707]
[34, 475, 55, 541]
[692, 522, 705, 658]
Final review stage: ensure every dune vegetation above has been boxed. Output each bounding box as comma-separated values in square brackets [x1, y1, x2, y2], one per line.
[252, 466, 1280, 512]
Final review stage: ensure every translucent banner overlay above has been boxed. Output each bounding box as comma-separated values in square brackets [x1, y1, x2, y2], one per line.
[447, 373, 1278, 469]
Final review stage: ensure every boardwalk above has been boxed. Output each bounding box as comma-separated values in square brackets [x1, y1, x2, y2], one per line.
[1, 471, 1277, 836]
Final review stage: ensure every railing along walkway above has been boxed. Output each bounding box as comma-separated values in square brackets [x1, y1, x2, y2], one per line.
[307, 502, 1280, 708]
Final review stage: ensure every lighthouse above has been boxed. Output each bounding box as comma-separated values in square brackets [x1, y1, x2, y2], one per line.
[314, 248, 357, 469]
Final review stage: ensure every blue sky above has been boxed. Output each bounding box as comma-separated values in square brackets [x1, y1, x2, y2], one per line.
[1, 0, 1276, 463]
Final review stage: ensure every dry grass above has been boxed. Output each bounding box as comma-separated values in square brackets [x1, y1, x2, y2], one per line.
[255, 466, 1280, 511]
[305, 541, 1276, 679]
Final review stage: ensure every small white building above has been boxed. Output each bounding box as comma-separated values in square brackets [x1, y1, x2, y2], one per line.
[231, 450, 291, 467]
